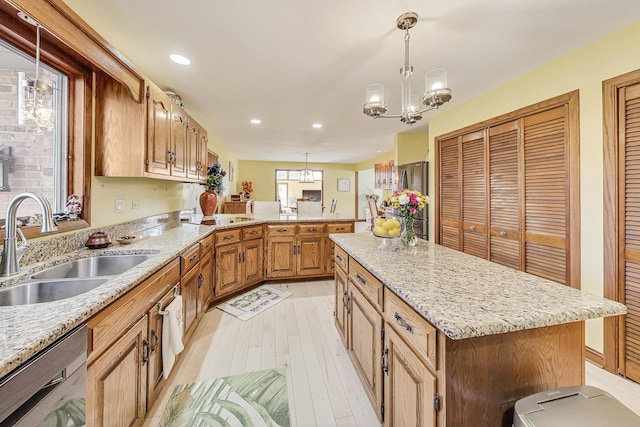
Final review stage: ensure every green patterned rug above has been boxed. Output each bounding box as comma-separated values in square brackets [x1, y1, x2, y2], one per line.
[160, 368, 290, 427]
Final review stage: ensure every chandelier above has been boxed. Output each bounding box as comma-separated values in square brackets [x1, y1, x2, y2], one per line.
[18, 12, 54, 135]
[363, 12, 452, 125]
[299, 153, 315, 183]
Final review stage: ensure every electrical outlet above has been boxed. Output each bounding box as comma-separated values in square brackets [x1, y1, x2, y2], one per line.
[115, 199, 125, 213]
[132, 200, 141, 210]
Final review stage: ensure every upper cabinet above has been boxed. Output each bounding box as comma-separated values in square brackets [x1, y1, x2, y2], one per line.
[374, 160, 394, 189]
[95, 76, 208, 183]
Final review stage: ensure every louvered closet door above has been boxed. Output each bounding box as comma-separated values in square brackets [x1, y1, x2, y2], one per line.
[620, 83, 640, 382]
[523, 106, 568, 284]
[462, 131, 487, 258]
[488, 121, 521, 269]
[439, 137, 461, 250]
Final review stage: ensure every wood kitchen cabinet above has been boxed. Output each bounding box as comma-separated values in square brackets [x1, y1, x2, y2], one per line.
[181, 244, 201, 340]
[197, 236, 214, 317]
[375, 160, 395, 189]
[87, 315, 148, 427]
[383, 325, 437, 427]
[334, 246, 349, 347]
[214, 225, 264, 298]
[325, 222, 354, 274]
[266, 223, 334, 279]
[95, 73, 207, 184]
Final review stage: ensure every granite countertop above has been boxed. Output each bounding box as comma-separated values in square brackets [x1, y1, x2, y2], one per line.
[330, 233, 627, 340]
[0, 213, 355, 378]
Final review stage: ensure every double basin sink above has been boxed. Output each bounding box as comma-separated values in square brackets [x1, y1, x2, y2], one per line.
[0, 254, 156, 306]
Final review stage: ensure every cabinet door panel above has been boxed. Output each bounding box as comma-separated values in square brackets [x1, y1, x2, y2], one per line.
[171, 110, 188, 177]
[266, 236, 296, 278]
[297, 235, 325, 276]
[334, 266, 348, 347]
[243, 239, 264, 286]
[182, 267, 199, 336]
[186, 122, 199, 180]
[87, 315, 148, 427]
[384, 326, 436, 427]
[198, 253, 213, 315]
[489, 121, 521, 269]
[146, 85, 172, 176]
[147, 288, 176, 408]
[215, 244, 242, 296]
[348, 283, 383, 421]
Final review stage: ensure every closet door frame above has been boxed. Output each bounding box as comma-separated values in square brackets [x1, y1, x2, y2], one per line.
[603, 70, 640, 375]
[434, 91, 580, 285]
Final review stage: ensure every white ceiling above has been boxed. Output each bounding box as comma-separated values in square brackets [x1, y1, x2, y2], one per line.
[60, 0, 640, 164]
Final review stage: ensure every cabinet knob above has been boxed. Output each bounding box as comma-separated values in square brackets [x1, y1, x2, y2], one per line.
[500, 231, 507, 237]
[470, 225, 476, 231]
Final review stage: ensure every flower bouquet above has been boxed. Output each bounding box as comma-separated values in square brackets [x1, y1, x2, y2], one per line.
[385, 189, 429, 246]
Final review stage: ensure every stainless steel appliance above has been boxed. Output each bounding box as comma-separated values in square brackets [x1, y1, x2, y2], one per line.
[395, 161, 428, 240]
[0, 325, 87, 426]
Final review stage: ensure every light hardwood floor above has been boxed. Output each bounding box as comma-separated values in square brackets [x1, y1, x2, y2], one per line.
[143, 279, 640, 426]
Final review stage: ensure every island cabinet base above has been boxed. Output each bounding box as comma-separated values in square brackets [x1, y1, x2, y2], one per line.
[441, 321, 585, 427]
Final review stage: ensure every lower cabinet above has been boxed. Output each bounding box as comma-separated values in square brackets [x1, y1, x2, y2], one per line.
[214, 225, 264, 297]
[347, 276, 384, 422]
[334, 264, 349, 346]
[87, 315, 149, 427]
[383, 325, 437, 427]
[181, 262, 200, 339]
[147, 286, 177, 409]
[197, 248, 214, 317]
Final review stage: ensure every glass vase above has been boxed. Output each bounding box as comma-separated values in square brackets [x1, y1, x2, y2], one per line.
[401, 216, 418, 247]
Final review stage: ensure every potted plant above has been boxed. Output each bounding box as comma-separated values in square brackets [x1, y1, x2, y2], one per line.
[200, 162, 226, 216]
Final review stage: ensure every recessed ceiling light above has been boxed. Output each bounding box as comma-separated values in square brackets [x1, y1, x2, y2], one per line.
[250, 119, 262, 124]
[312, 123, 322, 129]
[169, 54, 191, 65]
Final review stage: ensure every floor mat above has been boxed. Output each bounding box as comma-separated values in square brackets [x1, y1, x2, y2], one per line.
[216, 285, 291, 321]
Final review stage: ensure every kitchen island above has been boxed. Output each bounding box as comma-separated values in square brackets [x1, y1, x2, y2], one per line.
[330, 233, 626, 427]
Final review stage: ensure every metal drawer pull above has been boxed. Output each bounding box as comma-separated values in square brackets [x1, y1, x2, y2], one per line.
[500, 231, 507, 237]
[336, 254, 343, 262]
[223, 235, 234, 240]
[150, 330, 158, 352]
[395, 313, 413, 332]
[355, 273, 366, 285]
[346, 295, 351, 314]
[277, 228, 288, 232]
[189, 253, 198, 261]
[308, 227, 317, 232]
[142, 338, 150, 365]
[335, 227, 345, 231]
[205, 242, 212, 248]
[249, 230, 258, 235]
[381, 348, 389, 374]
[342, 291, 348, 307]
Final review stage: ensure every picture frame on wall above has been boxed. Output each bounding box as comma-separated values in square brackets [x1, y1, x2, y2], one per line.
[228, 161, 235, 182]
[337, 178, 350, 192]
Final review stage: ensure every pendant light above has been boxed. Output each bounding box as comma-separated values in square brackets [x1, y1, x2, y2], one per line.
[299, 153, 315, 183]
[18, 12, 54, 135]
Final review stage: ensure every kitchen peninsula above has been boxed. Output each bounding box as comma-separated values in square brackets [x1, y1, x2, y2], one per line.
[331, 233, 627, 426]
[0, 212, 353, 425]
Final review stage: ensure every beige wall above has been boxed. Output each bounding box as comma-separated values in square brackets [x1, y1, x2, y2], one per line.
[395, 132, 428, 166]
[238, 160, 357, 217]
[90, 134, 239, 226]
[355, 150, 394, 171]
[427, 20, 640, 353]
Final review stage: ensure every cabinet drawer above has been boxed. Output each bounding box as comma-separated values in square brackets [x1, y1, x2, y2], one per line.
[215, 228, 242, 246]
[181, 243, 201, 273]
[242, 225, 263, 240]
[200, 234, 215, 254]
[348, 259, 383, 312]
[328, 222, 353, 233]
[334, 245, 348, 272]
[298, 223, 326, 234]
[384, 290, 437, 371]
[267, 224, 296, 236]
[87, 258, 180, 362]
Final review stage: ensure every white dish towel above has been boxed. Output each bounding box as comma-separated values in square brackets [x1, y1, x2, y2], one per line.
[161, 295, 184, 379]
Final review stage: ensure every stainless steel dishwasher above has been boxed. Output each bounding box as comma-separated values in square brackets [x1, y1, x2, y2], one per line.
[0, 325, 87, 426]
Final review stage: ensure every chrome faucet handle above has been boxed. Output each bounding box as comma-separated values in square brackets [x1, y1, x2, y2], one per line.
[15, 227, 28, 260]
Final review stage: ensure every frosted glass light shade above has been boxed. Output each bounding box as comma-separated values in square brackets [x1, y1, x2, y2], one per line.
[366, 83, 385, 104]
[426, 69, 447, 91]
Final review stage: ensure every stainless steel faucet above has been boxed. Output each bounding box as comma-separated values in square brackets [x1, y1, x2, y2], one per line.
[0, 192, 58, 276]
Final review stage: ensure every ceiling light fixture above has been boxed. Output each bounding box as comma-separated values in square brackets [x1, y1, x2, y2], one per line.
[169, 54, 191, 65]
[18, 12, 54, 135]
[363, 12, 452, 125]
[312, 123, 322, 129]
[250, 119, 262, 124]
[299, 153, 315, 183]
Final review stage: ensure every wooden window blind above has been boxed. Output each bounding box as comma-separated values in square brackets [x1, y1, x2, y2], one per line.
[462, 131, 487, 258]
[439, 137, 461, 250]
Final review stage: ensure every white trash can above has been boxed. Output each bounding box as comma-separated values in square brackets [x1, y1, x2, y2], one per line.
[514, 385, 640, 427]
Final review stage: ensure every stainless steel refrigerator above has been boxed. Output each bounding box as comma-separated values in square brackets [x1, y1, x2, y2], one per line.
[395, 161, 428, 240]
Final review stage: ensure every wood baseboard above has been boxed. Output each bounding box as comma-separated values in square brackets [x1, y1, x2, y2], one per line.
[586, 346, 604, 368]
